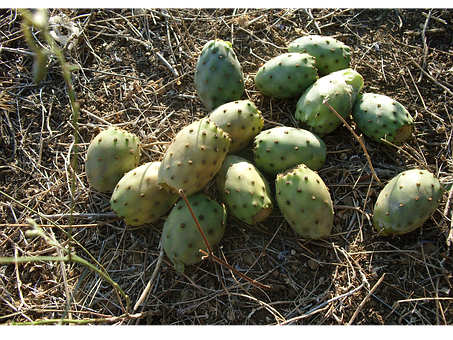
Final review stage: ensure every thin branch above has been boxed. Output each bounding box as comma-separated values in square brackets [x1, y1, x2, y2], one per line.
[178, 189, 271, 290]
[133, 247, 165, 311]
[348, 273, 386, 325]
[198, 249, 271, 290]
[408, 56, 453, 97]
[323, 96, 384, 187]
[418, 9, 431, 83]
[178, 189, 212, 255]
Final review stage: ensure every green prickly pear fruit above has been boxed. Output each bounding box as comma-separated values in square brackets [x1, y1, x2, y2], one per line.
[254, 53, 318, 99]
[85, 126, 140, 192]
[288, 35, 351, 76]
[352, 93, 414, 145]
[295, 68, 364, 137]
[217, 155, 273, 225]
[158, 117, 231, 197]
[373, 169, 444, 236]
[162, 193, 227, 272]
[195, 39, 245, 111]
[109, 162, 179, 227]
[208, 100, 264, 154]
[253, 126, 326, 177]
[275, 164, 334, 239]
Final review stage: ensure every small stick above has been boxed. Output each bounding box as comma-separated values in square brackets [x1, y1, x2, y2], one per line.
[306, 9, 322, 35]
[0, 223, 107, 228]
[418, 9, 432, 83]
[348, 273, 386, 325]
[167, 10, 196, 63]
[178, 189, 212, 255]
[323, 97, 384, 187]
[133, 248, 165, 311]
[156, 52, 179, 78]
[408, 57, 453, 97]
[198, 249, 271, 290]
[178, 189, 271, 290]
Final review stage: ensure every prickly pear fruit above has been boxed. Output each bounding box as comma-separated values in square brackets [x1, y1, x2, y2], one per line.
[195, 39, 245, 111]
[288, 35, 351, 76]
[158, 117, 231, 197]
[208, 100, 264, 154]
[373, 169, 444, 236]
[352, 93, 414, 145]
[295, 68, 363, 137]
[254, 53, 318, 99]
[275, 164, 334, 239]
[217, 155, 273, 225]
[109, 162, 179, 226]
[85, 126, 140, 192]
[253, 126, 326, 177]
[162, 193, 227, 272]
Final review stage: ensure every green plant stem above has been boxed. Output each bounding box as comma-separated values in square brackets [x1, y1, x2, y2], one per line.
[0, 191, 131, 312]
[6, 10, 127, 316]
[0, 254, 130, 313]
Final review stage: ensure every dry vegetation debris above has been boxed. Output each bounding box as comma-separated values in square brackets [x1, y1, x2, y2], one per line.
[0, 8, 453, 325]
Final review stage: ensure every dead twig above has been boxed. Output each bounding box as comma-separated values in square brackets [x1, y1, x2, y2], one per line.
[323, 96, 384, 187]
[178, 189, 271, 290]
[418, 9, 431, 83]
[348, 273, 386, 325]
[133, 247, 165, 311]
[408, 56, 453, 97]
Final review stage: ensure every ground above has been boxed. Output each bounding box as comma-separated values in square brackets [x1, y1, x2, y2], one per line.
[0, 8, 452, 325]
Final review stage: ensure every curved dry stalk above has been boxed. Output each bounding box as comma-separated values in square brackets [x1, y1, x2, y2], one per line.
[178, 189, 271, 290]
[133, 247, 165, 311]
[178, 189, 213, 254]
[323, 97, 384, 187]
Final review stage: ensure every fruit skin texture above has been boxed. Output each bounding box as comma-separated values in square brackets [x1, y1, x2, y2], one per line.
[295, 68, 364, 137]
[162, 193, 227, 272]
[194, 39, 245, 111]
[158, 117, 231, 197]
[110, 162, 179, 227]
[352, 93, 414, 145]
[217, 155, 273, 225]
[288, 35, 351, 76]
[85, 126, 140, 192]
[275, 164, 333, 240]
[253, 126, 326, 177]
[208, 100, 264, 154]
[254, 53, 318, 99]
[373, 169, 444, 236]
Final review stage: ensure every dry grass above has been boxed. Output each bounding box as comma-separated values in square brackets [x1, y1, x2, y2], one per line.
[1, 8, 453, 325]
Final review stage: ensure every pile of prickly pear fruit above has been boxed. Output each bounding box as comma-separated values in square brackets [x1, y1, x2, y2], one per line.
[83, 34, 446, 274]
